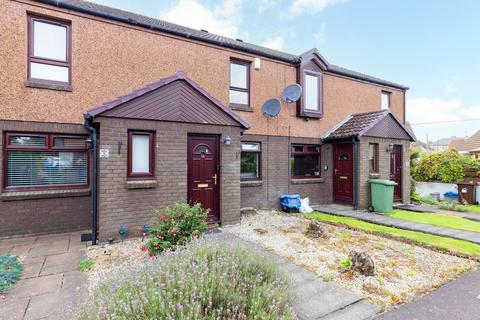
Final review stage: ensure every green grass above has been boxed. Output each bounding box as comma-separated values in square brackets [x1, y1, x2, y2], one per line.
[305, 212, 480, 257]
[0, 256, 23, 293]
[466, 205, 480, 213]
[387, 210, 480, 233]
[77, 259, 93, 272]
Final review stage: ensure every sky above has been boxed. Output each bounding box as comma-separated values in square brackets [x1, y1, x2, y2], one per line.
[92, 0, 480, 142]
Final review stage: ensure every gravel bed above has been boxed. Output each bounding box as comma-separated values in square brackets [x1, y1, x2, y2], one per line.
[223, 210, 478, 311]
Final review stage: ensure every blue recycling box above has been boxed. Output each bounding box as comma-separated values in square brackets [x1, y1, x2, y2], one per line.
[280, 194, 301, 213]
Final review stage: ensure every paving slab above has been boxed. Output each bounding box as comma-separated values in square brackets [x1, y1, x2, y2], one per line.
[322, 300, 379, 320]
[21, 262, 44, 279]
[7, 274, 63, 298]
[0, 297, 30, 320]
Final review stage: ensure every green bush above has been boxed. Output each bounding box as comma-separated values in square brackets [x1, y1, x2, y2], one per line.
[421, 195, 439, 205]
[338, 257, 352, 271]
[77, 242, 293, 319]
[413, 149, 480, 183]
[0, 256, 23, 292]
[411, 191, 422, 202]
[78, 259, 93, 272]
[437, 202, 468, 212]
[143, 202, 209, 255]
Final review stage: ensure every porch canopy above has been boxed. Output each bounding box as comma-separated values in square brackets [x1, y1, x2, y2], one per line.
[85, 71, 250, 129]
[323, 110, 415, 142]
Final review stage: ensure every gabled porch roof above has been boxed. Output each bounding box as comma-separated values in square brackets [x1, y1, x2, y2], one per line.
[323, 110, 415, 142]
[85, 72, 250, 129]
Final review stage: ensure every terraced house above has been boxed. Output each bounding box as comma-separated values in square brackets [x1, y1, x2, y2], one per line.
[0, 0, 414, 242]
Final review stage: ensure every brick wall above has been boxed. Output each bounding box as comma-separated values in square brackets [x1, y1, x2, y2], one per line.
[240, 134, 333, 209]
[358, 137, 411, 208]
[96, 117, 241, 240]
[0, 120, 91, 238]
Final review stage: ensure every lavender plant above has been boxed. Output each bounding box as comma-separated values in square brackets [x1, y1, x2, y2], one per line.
[77, 240, 293, 319]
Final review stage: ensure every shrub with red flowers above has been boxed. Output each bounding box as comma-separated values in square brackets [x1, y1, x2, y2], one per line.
[143, 202, 208, 255]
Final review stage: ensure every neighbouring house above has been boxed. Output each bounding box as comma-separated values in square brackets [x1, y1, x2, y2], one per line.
[0, 0, 414, 242]
[449, 137, 467, 150]
[458, 130, 480, 159]
[430, 136, 458, 152]
[411, 141, 434, 153]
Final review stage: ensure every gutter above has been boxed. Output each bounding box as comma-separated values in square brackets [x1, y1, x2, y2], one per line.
[83, 113, 98, 245]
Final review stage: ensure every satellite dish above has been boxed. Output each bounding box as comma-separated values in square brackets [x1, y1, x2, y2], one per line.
[282, 84, 302, 103]
[262, 98, 282, 118]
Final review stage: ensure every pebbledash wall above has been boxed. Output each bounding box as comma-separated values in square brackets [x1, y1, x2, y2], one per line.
[95, 117, 242, 241]
[0, 120, 92, 237]
[358, 137, 411, 208]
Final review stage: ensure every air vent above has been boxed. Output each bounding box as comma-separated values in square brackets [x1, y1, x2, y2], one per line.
[236, 38, 243, 42]
[201, 29, 208, 33]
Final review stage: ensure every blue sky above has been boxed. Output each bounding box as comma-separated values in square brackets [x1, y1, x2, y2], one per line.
[92, 0, 480, 142]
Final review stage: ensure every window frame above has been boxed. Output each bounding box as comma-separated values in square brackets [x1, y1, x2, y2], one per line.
[368, 143, 379, 173]
[3, 132, 89, 191]
[240, 141, 261, 181]
[229, 59, 251, 109]
[381, 91, 391, 110]
[299, 70, 323, 118]
[290, 144, 322, 179]
[27, 13, 72, 86]
[127, 130, 155, 179]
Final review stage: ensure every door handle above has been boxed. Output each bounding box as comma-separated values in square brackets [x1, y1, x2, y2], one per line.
[212, 174, 217, 185]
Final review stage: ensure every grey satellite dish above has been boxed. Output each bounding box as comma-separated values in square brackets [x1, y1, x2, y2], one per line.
[282, 84, 302, 103]
[262, 98, 282, 118]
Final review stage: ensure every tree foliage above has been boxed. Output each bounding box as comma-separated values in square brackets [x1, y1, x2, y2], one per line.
[413, 149, 480, 183]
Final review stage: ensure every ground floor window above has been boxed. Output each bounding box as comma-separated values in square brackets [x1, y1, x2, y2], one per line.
[240, 142, 261, 180]
[4, 133, 88, 189]
[291, 144, 321, 178]
[369, 143, 379, 173]
[128, 131, 155, 178]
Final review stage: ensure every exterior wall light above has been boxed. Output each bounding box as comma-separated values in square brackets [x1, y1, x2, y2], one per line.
[224, 135, 232, 145]
[386, 143, 394, 153]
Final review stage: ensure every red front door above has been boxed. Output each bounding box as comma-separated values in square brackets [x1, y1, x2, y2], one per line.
[333, 143, 353, 203]
[187, 135, 220, 223]
[390, 145, 402, 201]
[333, 143, 354, 204]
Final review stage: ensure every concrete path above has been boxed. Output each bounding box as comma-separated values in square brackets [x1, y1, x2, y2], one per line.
[377, 268, 480, 320]
[313, 204, 480, 245]
[211, 232, 379, 320]
[0, 232, 87, 320]
[394, 203, 480, 222]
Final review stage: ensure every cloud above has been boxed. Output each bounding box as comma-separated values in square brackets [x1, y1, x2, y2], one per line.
[160, 0, 242, 38]
[289, 0, 346, 15]
[444, 83, 458, 94]
[407, 97, 480, 141]
[313, 23, 327, 46]
[261, 36, 284, 50]
[257, 0, 277, 13]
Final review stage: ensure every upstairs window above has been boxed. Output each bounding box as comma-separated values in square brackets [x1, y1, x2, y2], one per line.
[28, 15, 71, 84]
[128, 131, 155, 178]
[229, 59, 250, 107]
[368, 143, 379, 173]
[240, 142, 261, 180]
[381, 91, 391, 109]
[299, 70, 323, 118]
[291, 144, 321, 178]
[4, 133, 88, 190]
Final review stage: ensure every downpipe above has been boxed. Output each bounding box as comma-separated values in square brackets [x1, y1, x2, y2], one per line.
[353, 137, 359, 210]
[83, 113, 98, 245]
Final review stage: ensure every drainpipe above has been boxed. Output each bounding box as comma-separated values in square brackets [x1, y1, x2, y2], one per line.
[352, 137, 359, 210]
[83, 113, 98, 245]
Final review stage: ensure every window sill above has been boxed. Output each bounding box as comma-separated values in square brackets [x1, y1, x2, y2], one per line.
[26, 80, 72, 92]
[291, 178, 324, 184]
[241, 180, 263, 187]
[230, 104, 254, 112]
[1, 188, 90, 201]
[369, 173, 381, 178]
[126, 180, 157, 189]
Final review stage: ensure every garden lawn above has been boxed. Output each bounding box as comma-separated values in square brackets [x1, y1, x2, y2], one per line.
[466, 205, 480, 213]
[305, 212, 480, 257]
[387, 210, 480, 233]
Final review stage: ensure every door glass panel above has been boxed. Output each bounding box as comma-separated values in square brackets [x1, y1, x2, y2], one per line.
[194, 144, 210, 154]
[339, 153, 349, 160]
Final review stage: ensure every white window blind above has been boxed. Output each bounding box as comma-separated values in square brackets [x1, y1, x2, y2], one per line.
[132, 135, 150, 173]
[305, 74, 319, 110]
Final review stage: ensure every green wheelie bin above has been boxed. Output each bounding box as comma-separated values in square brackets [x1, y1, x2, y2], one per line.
[368, 179, 397, 213]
